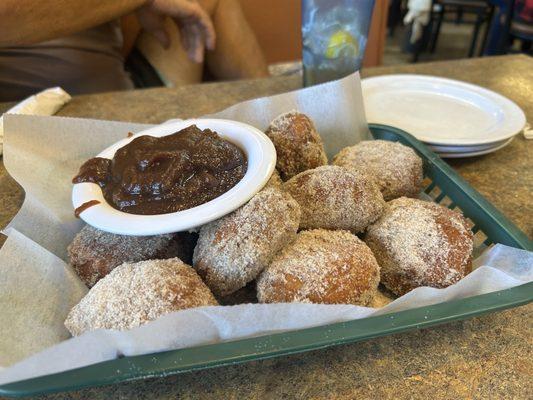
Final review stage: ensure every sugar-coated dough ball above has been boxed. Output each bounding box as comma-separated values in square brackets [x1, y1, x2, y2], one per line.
[333, 140, 423, 201]
[365, 197, 473, 296]
[265, 111, 328, 180]
[257, 229, 380, 305]
[68, 225, 196, 287]
[283, 165, 385, 232]
[193, 188, 301, 296]
[65, 258, 217, 336]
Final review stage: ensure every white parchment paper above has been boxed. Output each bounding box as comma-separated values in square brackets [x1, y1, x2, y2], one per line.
[0, 73, 531, 385]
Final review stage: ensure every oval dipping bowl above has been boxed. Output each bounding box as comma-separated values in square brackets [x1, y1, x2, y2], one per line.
[72, 119, 277, 236]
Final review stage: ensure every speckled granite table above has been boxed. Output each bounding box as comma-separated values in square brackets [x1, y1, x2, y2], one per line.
[0, 55, 531, 399]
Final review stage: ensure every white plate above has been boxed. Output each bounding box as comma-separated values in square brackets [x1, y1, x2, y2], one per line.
[429, 138, 510, 153]
[437, 137, 514, 158]
[362, 74, 526, 146]
[72, 119, 276, 236]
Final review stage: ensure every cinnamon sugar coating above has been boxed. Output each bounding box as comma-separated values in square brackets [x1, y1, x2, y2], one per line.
[265, 112, 328, 180]
[365, 197, 473, 296]
[65, 258, 217, 336]
[283, 165, 385, 232]
[333, 140, 423, 201]
[257, 229, 380, 305]
[264, 169, 283, 190]
[193, 188, 301, 296]
[68, 225, 196, 287]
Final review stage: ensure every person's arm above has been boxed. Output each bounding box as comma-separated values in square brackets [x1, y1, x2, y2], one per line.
[203, 0, 269, 79]
[136, 0, 268, 85]
[0, 0, 145, 46]
[0, 0, 215, 63]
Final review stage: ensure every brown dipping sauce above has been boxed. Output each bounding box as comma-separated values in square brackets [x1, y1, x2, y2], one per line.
[74, 200, 101, 217]
[73, 125, 247, 215]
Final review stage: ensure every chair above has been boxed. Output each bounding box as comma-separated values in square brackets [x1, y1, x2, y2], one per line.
[496, 0, 533, 54]
[429, 0, 495, 57]
[388, 0, 407, 37]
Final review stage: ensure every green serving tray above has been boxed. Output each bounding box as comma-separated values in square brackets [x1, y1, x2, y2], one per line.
[1, 124, 531, 397]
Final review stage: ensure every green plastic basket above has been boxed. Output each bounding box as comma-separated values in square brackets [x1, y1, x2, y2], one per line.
[1, 124, 531, 397]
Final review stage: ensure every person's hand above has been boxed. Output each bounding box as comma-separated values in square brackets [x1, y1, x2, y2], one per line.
[136, 0, 216, 63]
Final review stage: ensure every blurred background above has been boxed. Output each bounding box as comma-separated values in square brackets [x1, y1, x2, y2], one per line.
[1, 0, 531, 100]
[126, 0, 531, 87]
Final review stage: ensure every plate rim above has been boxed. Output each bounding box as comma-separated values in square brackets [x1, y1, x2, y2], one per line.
[429, 138, 511, 153]
[362, 74, 526, 146]
[437, 137, 514, 158]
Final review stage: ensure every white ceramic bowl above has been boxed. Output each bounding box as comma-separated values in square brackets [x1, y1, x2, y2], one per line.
[72, 119, 276, 236]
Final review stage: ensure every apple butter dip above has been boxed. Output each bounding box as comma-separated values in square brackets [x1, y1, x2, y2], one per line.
[73, 125, 247, 215]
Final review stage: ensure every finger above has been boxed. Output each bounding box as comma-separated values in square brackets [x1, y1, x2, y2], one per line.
[180, 22, 204, 63]
[193, 7, 216, 50]
[178, 20, 192, 53]
[164, 1, 216, 50]
[190, 24, 205, 63]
